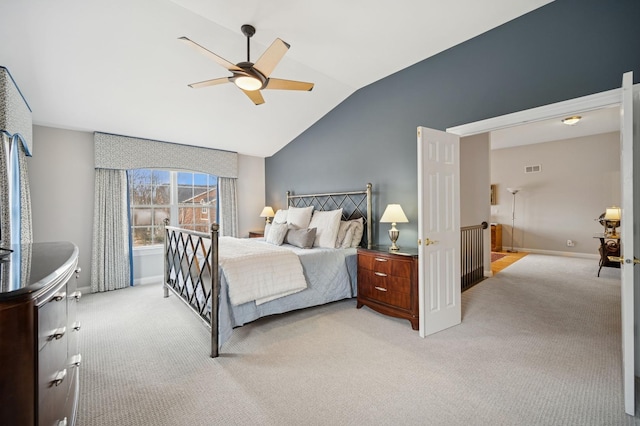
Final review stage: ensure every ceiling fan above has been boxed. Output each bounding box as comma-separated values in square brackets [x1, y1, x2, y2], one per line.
[180, 25, 314, 105]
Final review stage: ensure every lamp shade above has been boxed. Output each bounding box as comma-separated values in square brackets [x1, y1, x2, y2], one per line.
[260, 206, 275, 218]
[380, 204, 408, 224]
[604, 206, 621, 221]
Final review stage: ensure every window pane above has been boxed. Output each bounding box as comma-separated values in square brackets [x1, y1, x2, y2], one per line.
[178, 207, 195, 225]
[132, 208, 152, 226]
[129, 169, 152, 205]
[153, 226, 165, 244]
[154, 208, 170, 226]
[133, 227, 153, 246]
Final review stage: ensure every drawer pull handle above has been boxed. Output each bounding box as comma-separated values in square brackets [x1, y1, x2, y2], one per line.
[374, 272, 387, 277]
[58, 418, 68, 426]
[70, 354, 82, 367]
[51, 369, 67, 387]
[53, 292, 67, 302]
[374, 258, 388, 262]
[374, 286, 387, 292]
[50, 326, 66, 340]
[73, 321, 82, 331]
[70, 291, 82, 301]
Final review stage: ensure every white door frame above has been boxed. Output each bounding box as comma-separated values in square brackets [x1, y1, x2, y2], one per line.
[446, 84, 635, 415]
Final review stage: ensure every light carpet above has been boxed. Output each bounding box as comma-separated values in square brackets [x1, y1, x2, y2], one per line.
[76, 254, 638, 425]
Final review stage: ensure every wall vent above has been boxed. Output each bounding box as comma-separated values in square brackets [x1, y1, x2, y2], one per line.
[525, 164, 541, 173]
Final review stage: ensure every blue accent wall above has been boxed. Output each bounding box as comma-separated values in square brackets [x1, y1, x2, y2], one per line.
[265, 0, 640, 248]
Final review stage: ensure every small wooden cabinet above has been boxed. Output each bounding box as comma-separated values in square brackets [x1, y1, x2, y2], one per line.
[491, 224, 502, 252]
[356, 247, 419, 330]
[248, 230, 264, 238]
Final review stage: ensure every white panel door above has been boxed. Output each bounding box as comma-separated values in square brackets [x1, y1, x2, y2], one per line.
[417, 126, 461, 337]
[620, 71, 638, 416]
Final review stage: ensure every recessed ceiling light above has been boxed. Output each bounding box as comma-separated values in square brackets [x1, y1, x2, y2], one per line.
[562, 116, 582, 126]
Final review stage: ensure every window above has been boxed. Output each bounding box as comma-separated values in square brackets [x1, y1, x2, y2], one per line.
[128, 169, 217, 247]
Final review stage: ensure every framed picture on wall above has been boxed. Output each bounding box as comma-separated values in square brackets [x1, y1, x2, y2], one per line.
[490, 184, 497, 205]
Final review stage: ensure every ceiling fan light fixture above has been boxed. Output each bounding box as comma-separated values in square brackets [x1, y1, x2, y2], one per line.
[234, 76, 262, 91]
[562, 115, 582, 126]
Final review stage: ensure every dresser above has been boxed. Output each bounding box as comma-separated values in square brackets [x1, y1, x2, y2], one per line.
[0, 242, 81, 426]
[491, 224, 502, 252]
[356, 247, 419, 330]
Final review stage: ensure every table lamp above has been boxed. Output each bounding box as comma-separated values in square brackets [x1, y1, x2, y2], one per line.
[260, 206, 275, 224]
[380, 204, 408, 251]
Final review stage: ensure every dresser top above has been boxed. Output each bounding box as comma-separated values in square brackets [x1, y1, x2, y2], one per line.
[0, 241, 78, 301]
[358, 246, 419, 258]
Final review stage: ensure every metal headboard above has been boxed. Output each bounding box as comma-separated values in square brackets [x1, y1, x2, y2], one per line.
[286, 183, 372, 249]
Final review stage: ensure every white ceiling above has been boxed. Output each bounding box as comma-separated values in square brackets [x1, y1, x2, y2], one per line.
[1, 0, 555, 158]
[490, 106, 621, 150]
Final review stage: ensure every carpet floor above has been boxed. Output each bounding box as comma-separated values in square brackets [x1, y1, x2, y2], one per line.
[76, 254, 637, 425]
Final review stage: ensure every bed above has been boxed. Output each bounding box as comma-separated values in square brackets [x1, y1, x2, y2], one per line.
[163, 184, 373, 357]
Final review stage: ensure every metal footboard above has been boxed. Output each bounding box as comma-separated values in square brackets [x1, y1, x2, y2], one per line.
[164, 219, 220, 357]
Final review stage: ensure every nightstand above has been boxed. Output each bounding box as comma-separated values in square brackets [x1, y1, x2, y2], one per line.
[356, 247, 419, 330]
[249, 230, 264, 238]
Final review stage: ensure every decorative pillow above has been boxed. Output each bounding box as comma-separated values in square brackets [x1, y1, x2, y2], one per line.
[349, 217, 365, 248]
[273, 209, 288, 224]
[340, 226, 355, 249]
[287, 205, 314, 229]
[285, 227, 317, 249]
[264, 223, 272, 238]
[335, 221, 351, 248]
[265, 222, 288, 245]
[309, 209, 343, 248]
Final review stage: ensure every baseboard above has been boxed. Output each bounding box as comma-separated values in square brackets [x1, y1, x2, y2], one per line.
[484, 269, 493, 278]
[519, 248, 599, 259]
[78, 285, 92, 295]
[134, 275, 163, 286]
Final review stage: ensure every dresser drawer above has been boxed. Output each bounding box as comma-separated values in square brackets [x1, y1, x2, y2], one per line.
[359, 280, 411, 310]
[358, 252, 413, 279]
[38, 290, 68, 352]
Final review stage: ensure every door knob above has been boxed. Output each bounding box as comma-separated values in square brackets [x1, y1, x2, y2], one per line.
[424, 238, 439, 246]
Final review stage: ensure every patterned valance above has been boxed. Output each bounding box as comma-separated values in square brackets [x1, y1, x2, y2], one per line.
[0, 67, 32, 156]
[94, 132, 238, 178]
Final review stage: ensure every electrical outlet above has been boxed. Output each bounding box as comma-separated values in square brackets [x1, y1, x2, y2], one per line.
[567, 239, 574, 247]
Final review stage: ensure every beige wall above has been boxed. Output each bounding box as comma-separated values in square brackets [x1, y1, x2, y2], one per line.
[460, 133, 492, 274]
[27, 126, 266, 289]
[490, 131, 620, 255]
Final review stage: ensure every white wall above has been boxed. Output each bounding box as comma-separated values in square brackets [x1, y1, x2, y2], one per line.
[490, 131, 620, 256]
[27, 126, 95, 288]
[27, 126, 267, 289]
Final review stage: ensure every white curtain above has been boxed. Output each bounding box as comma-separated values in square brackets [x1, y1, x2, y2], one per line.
[218, 177, 238, 237]
[91, 169, 131, 292]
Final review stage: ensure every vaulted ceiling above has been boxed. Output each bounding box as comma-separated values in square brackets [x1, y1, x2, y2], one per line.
[1, 0, 554, 157]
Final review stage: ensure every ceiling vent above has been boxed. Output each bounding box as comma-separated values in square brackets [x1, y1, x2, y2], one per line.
[525, 164, 541, 173]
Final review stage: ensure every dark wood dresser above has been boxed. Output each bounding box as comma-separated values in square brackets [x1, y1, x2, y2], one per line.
[356, 247, 419, 330]
[0, 242, 80, 426]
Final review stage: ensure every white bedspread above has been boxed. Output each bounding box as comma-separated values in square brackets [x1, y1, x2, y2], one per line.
[218, 237, 307, 306]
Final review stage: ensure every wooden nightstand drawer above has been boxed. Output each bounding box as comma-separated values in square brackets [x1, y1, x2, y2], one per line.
[356, 247, 419, 330]
[358, 272, 411, 310]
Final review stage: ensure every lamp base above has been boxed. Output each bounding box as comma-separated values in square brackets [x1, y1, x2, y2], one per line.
[388, 226, 399, 251]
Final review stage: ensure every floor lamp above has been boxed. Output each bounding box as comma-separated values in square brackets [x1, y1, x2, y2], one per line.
[507, 188, 520, 253]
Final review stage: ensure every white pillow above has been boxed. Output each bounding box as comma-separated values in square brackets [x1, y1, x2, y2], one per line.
[265, 222, 288, 245]
[273, 209, 288, 224]
[309, 209, 342, 248]
[349, 217, 365, 248]
[287, 205, 314, 229]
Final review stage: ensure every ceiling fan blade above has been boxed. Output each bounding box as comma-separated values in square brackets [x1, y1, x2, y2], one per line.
[264, 78, 314, 91]
[179, 36, 241, 72]
[188, 77, 231, 89]
[241, 89, 265, 105]
[253, 38, 290, 77]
